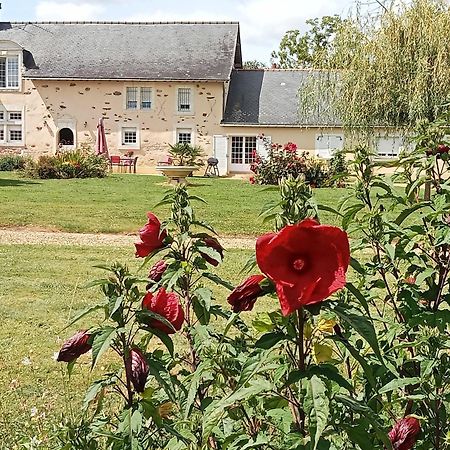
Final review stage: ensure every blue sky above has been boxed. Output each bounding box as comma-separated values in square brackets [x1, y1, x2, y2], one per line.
[1, 0, 355, 62]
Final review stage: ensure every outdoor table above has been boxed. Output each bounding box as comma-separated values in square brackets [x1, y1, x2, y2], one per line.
[120, 156, 138, 173]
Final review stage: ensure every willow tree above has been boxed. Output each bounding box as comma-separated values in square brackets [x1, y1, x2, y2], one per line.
[299, 0, 450, 136]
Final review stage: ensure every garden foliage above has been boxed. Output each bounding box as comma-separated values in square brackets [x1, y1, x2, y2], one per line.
[0, 154, 28, 171]
[25, 149, 108, 179]
[250, 139, 347, 187]
[53, 116, 450, 449]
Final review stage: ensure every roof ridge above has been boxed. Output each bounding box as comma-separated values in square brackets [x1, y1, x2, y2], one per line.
[4, 21, 240, 25]
[236, 68, 341, 72]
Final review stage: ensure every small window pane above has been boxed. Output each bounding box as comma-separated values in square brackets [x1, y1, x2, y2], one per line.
[0, 112, 4, 120]
[245, 137, 257, 164]
[122, 128, 137, 144]
[231, 136, 244, 164]
[177, 129, 192, 144]
[0, 129, 4, 140]
[126, 87, 138, 109]
[0, 58, 5, 88]
[9, 129, 22, 141]
[7, 56, 19, 88]
[141, 88, 152, 109]
[178, 88, 191, 112]
[9, 112, 22, 121]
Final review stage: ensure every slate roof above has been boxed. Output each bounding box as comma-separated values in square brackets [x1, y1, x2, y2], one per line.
[0, 22, 241, 81]
[223, 69, 341, 126]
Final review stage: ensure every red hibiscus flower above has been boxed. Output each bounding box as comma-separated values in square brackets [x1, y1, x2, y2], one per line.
[135, 212, 167, 258]
[389, 417, 420, 450]
[57, 330, 92, 362]
[148, 260, 168, 282]
[227, 275, 266, 312]
[142, 288, 184, 334]
[125, 347, 149, 393]
[256, 218, 350, 316]
[199, 237, 224, 267]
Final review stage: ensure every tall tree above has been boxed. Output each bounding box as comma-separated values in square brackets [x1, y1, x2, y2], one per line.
[243, 60, 268, 69]
[299, 0, 450, 133]
[271, 15, 343, 69]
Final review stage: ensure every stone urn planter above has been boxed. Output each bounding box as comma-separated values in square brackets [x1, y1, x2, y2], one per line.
[156, 165, 196, 184]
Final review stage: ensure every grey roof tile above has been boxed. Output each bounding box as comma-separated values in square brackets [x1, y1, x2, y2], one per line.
[223, 69, 341, 126]
[0, 22, 241, 81]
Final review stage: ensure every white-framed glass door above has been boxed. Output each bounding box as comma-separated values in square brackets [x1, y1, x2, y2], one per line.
[230, 136, 257, 172]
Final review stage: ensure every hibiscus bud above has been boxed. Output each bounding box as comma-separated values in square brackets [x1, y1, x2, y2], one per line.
[200, 237, 224, 267]
[142, 288, 185, 334]
[135, 212, 167, 258]
[437, 144, 449, 154]
[57, 330, 91, 362]
[126, 348, 149, 393]
[227, 275, 266, 312]
[148, 260, 168, 282]
[388, 417, 420, 450]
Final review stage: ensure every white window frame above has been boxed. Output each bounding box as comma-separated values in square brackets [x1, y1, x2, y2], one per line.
[176, 128, 193, 145]
[229, 135, 258, 172]
[176, 87, 193, 114]
[124, 86, 153, 111]
[315, 133, 344, 159]
[0, 49, 22, 91]
[119, 125, 140, 149]
[0, 105, 25, 146]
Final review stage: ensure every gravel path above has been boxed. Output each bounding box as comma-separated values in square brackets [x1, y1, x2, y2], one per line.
[0, 228, 255, 250]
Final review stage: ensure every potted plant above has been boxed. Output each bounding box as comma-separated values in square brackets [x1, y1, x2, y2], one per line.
[157, 143, 204, 183]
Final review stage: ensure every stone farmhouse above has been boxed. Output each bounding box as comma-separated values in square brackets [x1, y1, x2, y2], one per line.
[0, 21, 404, 174]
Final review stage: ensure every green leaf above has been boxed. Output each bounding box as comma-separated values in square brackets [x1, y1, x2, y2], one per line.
[415, 268, 436, 285]
[202, 380, 272, 442]
[255, 332, 287, 349]
[151, 328, 174, 356]
[309, 375, 330, 450]
[308, 364, 353, 392]
[395, 202, 430, 225]
[349, 258, 366, 275]
[346, 283, 370, 316]
[184, 361, 212, 419]
[379, 377, 420, 394]
[336, 395, 392, 449]
[91, 326, 118, 369]
[332, 303, 382, 361]
[65, 303, 106, 329]
[202, 272, 235, 291]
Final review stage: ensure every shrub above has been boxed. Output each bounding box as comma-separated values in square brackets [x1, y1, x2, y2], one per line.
[0, 154, 27, 171]
[26, 149, 108, 179]
[327, 148, 349, 186]
[251, 139, 330, 186]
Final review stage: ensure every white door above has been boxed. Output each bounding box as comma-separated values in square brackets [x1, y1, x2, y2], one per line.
[315, 134, 344, 159]
[229, 136, 258, 172]
[213, 135, 228, 176]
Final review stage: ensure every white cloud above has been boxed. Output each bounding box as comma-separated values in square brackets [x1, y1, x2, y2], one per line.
[35, 1, 105, 21]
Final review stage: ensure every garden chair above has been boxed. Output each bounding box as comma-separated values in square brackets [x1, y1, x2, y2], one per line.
[109, 155, 123, 172]
[122, 156, 138, 173]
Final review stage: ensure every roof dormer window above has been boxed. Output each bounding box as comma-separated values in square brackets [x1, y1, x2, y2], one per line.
[0, 55, 19, 89]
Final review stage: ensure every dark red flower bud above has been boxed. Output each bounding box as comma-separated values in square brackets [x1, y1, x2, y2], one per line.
[57, 330, 91, 362]
[227, 275, 266, 312]
[149, 260, 168, 282]
[126, 347, 149, 393]
[142, 288, 184, 334]
[437, 144, 449, 154]
[389, 417, 420, 450]
[200, 237, 224, 267]
[135, 212, 167, 258]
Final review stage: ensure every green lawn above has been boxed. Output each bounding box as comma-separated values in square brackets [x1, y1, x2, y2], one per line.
[0, 172, 349, 236]
[0, 243, 272, 446]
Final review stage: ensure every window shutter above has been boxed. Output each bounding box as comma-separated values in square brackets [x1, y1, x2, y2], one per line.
[213, 135, 228, 176]
[256, 135, 271, 159]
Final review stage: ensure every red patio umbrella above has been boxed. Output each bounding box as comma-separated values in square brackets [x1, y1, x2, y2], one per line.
[95, 118, 109, 157]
